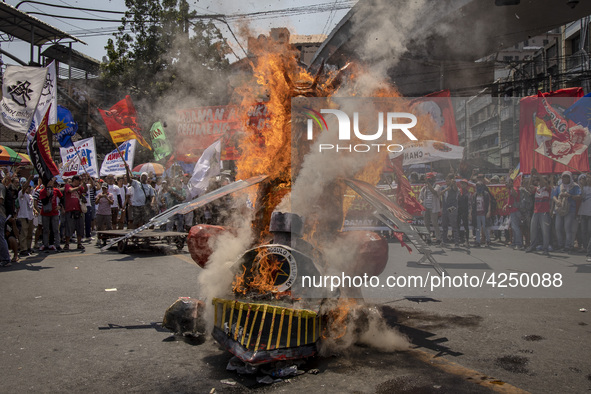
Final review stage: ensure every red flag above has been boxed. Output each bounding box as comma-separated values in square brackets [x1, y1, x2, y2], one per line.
[28, 104, 59, 183]
[411, 90, 459, 145]
[519, 87, 587, 174]
[391, 156, 425, 216]
[534, 92, 591, 166]
[98, 95, 151, 150]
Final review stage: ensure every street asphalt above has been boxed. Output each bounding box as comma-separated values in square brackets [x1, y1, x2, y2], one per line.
[0, 238, 589, 393]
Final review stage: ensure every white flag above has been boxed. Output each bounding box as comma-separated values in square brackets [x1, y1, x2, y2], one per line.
[0, 65, 49, 133]
[188, 139, 222, 199]
[100, 139, 137, 177]
[60, 137, 99, 178]
[30, 61, 57, 133]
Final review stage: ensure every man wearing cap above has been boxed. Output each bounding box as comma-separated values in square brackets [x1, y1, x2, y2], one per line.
[126, 168, 155, 229]
[419, 172, 442, 244]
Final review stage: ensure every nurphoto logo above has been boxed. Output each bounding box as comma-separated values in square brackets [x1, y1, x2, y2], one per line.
[304, 107, 418, 153]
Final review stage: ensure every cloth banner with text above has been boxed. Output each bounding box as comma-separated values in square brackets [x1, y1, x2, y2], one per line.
[60, 137, 98, 178]
[1, 65, 48, 134]
[100, 139, 137, 177]
[150, 121, 172, 161]
[175, 103, 269, 160]
[28, 61, 57, 140]
[390, 140, 464, 165]
[519, 88, 588, 174]
[27, 104, 59, 183]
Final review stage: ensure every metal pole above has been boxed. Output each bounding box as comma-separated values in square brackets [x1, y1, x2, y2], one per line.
[30, 26, 35, 64]
[68, 42, 72, 97]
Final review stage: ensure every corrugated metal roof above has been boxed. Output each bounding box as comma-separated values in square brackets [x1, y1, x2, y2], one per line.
[42, 44, 100, 74]
[0, 2, 85, 46]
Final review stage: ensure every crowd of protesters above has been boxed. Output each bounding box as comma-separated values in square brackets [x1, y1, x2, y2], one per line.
[0, 165, 230, 267]
[416, 168, 591, 261]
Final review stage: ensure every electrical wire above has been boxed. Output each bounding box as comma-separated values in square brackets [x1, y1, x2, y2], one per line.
[321, 0, 339, 36]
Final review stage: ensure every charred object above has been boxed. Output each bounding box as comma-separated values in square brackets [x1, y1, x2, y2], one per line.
[162, 297, 206, 338]
[189, 210, 390, 365]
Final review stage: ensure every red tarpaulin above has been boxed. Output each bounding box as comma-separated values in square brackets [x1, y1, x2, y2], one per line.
[519, 87, 587, 174]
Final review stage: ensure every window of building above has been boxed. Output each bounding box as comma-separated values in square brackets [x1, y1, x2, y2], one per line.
[572, 35, 581, 53]
[503, 56, 513, 62]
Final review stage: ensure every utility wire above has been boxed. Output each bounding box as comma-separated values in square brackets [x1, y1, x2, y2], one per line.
[16, 0, 127, 14]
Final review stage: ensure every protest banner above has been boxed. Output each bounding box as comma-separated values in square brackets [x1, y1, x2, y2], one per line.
[28, 104, 59, 183]
[60, 137, 98, 178]
[519, 88, 588, 174]
[175, 103, 269, 159]
[150, 121, 172, 161]
[390, 140, 464, 165]
[1, 65, 48, 134]
[100, 139, 137, 176]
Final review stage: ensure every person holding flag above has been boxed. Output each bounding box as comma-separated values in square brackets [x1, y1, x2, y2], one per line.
[125, 168, 155, 229]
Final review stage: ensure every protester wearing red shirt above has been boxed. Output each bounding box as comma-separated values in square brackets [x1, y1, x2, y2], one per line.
[38, 178, 63, 251]
[525, 173, 551, 255]
[505, 177, 522, 249]
[64, 175, 87, 250]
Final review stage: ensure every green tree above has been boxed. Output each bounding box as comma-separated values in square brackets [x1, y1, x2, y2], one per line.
[101, 0, 231, 105]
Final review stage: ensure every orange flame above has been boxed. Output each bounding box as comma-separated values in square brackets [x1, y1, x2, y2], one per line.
[322, 298, 358, 340]
[233, 252, 290, 298]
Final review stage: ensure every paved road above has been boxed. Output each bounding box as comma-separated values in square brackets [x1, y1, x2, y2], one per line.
[0, 239, 589, 393]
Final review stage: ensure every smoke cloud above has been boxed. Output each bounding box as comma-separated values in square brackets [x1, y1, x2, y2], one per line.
[318, 301, 411, 356]
[196, 195, 255, 330]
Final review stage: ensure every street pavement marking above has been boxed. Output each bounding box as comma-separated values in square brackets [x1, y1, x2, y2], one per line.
[20, 252, 100, 261]
[411, 349, 530, 393]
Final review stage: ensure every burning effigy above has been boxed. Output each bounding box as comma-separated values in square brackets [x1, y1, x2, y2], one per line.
[187, 34, 444, 367]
